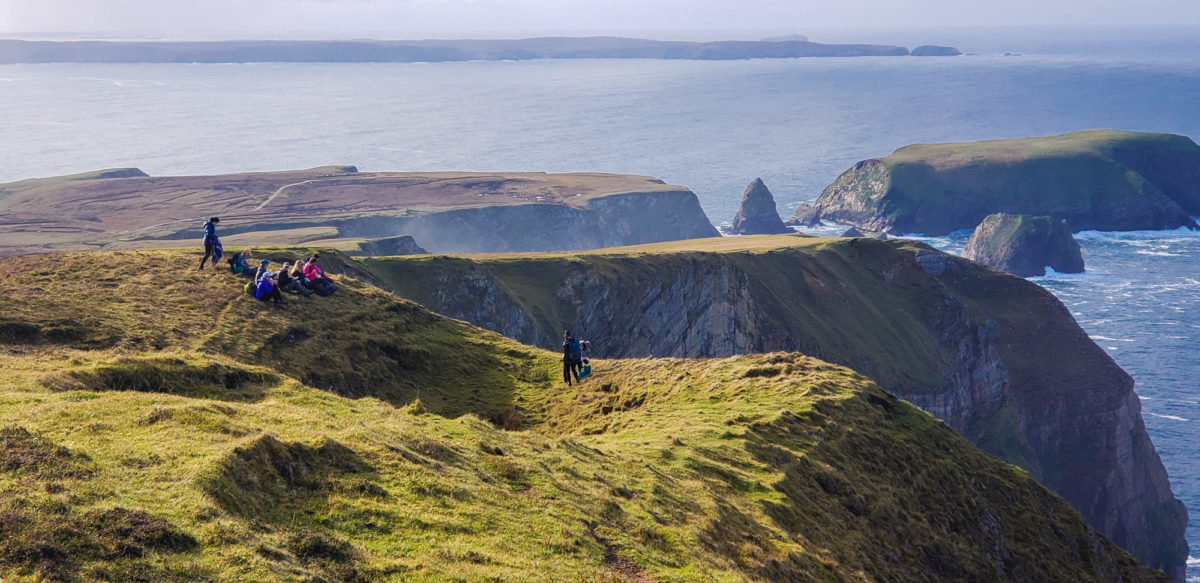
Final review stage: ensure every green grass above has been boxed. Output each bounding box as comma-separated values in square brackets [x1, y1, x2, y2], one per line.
[0, 249, 1169, 582]
[815, 129, 1200, 234]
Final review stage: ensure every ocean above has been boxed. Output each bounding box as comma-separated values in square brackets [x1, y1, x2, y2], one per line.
[2, 26, 1198, 577]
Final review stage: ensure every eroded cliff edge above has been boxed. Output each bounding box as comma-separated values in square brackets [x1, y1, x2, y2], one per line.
[362, 235, 1189, 579]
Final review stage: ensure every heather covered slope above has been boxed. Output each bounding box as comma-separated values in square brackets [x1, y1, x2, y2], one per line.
[0, 249, 1168, 582]
[804, 130, 1200, 235]
[361, 234, 1188, 579]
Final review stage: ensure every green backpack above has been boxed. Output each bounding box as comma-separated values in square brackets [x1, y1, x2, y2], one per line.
[244, 281, 254, 295]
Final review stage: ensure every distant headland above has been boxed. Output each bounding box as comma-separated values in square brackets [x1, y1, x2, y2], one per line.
[0, 36, 960, 64]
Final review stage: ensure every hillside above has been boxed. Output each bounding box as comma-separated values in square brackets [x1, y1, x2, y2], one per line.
[0, 249, 1168, 582]
[359, 234, 1188, 579]
[0, 168, 718, 256]
[803, 130, 1200, 235]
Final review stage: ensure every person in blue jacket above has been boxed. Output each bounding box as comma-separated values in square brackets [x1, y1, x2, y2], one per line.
[197, 217, 222, 270]
[254, 272, 286, 307]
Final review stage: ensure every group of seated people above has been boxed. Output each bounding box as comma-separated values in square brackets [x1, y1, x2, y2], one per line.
[228, 250, 337, 307]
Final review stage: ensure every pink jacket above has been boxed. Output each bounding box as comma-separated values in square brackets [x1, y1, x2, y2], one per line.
[303, 261, 325, 281]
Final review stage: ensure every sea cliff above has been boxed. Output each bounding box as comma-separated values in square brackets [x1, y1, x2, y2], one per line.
[802, 130, 1200, 235]
[0, 168, 718, 255]
[0, 249, 1164, 581]
[361, 235, 1188, 579]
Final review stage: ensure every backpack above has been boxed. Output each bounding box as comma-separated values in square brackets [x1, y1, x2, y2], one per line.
[567, 339, 583, 362]
[244, 281, 254, 295]
[228, 256, 241, 274]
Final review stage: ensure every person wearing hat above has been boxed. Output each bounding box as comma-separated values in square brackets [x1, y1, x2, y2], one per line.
[253, 259, 273, 284]
[254, 270, 286, 307]
[276, 261, 313, 297]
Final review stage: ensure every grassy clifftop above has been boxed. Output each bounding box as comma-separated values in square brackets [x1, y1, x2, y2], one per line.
[810, 130, 1200, 234]
[0, 249, 1168, 582]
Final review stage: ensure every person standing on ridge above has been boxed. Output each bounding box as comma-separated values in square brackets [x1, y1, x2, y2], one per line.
[197, 217, 222, 270]
[562, 330, 583, 385]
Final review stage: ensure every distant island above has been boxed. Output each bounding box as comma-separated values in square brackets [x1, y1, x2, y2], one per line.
[0, 36, 959, 64]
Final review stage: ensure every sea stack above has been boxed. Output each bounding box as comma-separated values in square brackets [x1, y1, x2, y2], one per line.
[963, 213, 1084, 277]
[726, 178, 791, 235]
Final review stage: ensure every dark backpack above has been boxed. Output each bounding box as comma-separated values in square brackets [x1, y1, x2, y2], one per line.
[567, 339, 583, 362]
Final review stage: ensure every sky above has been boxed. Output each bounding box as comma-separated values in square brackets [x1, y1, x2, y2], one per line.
[1, 0, 1199, 39]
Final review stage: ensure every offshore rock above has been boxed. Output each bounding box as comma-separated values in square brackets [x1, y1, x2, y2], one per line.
[963, 213, 1084, 276]
[726, 178, 791, 235]
[787, 202, 821, 226]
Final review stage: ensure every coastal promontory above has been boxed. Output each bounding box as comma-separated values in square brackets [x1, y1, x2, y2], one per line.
[963, 213, 1084, 276]
[801, 130, 1200, 235]
[0, 167, 718, 255]
[0, 248, 1176, 581]
[360, 234, 1188, 578]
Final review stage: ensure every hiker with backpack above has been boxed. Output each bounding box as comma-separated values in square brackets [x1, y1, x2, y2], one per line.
[228, 249, 255, 278]
[197, 217, 222, 270]
[562, 330, 584, 385]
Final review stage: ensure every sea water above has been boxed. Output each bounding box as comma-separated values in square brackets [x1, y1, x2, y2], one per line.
[1, 26, 1198, 576]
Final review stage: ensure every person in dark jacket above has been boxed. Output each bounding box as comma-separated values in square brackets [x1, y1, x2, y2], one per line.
[277, 262, 313, 296]
[197, 217, 222, 270]
[254, 272, 286, 307]
[562, 330, 583, 385]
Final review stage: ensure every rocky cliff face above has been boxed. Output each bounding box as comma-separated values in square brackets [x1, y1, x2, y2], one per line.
[963, 213, 1085, 277]
[802, 130, 1200, 235]
[362, 236, 1188, 580]
[337, 190, 719, 253]
[725, 178, 791, 235]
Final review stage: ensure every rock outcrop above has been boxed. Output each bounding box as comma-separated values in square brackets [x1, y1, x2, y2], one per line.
[725, 178, 791, 235]
[0, 168, 719, 255]
[963, 213, 1084, 276]
[350, 235, 427, 257]
[362, 235, 1188, 580]
[800, 130, 1200, 235]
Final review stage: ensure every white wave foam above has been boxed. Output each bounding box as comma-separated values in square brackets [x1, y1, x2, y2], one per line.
[1148, 413, 1189, 422]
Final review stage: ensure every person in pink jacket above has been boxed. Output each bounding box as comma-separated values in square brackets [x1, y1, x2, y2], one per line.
[303, 254, 337, 296]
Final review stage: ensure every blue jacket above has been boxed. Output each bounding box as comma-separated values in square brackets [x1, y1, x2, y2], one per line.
[202, 220, 218, 245]
[254, 278, 275, 300]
